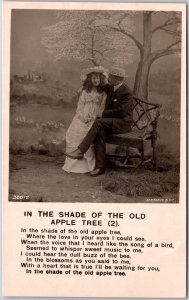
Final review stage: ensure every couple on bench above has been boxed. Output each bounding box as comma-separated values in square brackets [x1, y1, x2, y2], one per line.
[63, 66, 133, 176]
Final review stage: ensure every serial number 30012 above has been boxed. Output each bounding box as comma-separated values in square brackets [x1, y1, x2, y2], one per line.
[12, 195, 30, 200]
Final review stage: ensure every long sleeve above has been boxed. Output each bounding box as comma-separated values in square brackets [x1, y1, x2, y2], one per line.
[96, 92, 107, 117]
[76, 91, 85, 120]
[102, 85, 133, 119]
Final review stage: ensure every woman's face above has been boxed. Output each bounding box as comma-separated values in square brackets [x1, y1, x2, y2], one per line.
[91, 73, 101, 87]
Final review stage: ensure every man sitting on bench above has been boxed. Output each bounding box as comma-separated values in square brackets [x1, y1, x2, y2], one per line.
[66, 67, 133, 176]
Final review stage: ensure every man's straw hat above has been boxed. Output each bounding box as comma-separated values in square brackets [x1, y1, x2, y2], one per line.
[109, 67, 127, 78]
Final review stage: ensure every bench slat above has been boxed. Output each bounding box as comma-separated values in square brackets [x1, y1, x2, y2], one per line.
[106, 131, 152, 149]
[107, 130, 151, 140]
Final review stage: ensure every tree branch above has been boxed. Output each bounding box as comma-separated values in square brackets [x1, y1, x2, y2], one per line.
[101, 48, 115, 54]
[86, 57, 98, 66]
[160, 27, 181, 35]
[117, 12, 128, 29]
[117, 16, 143, 54]
[80, 42, 91, 52]
[152, 19, 181, 35]
[166, 40, 181, 50]
[102, 25, 143, 55]
[81, 41, 114, 63]
[150, 40, 181, 63]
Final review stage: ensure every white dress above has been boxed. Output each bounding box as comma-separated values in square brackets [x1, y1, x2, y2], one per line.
[63, 89, 107, 173]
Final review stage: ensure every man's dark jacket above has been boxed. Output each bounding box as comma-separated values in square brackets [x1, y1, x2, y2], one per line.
[102, 83, 133, 133]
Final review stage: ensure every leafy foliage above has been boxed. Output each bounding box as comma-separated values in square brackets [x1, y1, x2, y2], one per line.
[41, 10, 181, 99]
[41, 10, 135, 66]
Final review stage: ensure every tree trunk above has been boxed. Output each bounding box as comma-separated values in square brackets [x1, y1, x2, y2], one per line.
[133, 60, 151, 99]
[133, 12, 152, 100]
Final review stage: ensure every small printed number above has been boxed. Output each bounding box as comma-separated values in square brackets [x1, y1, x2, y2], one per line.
[13, 195, 30, 200]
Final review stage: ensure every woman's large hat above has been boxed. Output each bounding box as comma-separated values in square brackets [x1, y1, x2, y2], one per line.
[81, 66, 108, 82]
[84, 66, 106, 76]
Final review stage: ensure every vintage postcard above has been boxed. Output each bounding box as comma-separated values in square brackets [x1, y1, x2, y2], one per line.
[3, 1, 186, 298]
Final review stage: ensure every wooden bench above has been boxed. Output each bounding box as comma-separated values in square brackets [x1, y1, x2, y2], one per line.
[106, 96, 162, 170]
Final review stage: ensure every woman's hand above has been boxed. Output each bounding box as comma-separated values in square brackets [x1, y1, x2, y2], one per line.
[85, 116, 95, 123]
[78, 115, 94, 124]
[78, 115, 86, 123]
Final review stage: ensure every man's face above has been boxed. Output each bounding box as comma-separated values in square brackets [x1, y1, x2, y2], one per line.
[108, 74, 123, 86]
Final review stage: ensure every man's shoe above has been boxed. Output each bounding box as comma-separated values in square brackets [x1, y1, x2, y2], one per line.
[65, 148, 84, 160]
[90, 168, 105, 176]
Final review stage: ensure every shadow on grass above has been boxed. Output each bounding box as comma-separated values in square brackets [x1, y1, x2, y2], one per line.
[103, 145, 180, 198]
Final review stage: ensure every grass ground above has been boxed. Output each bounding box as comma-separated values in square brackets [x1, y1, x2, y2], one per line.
[102, 143, 179, 200]
[9, 153, 178, 203]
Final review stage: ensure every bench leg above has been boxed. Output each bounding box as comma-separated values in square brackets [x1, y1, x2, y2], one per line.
[129, 144, 144, 169]
[136, 144, 144, 168]
[141, 143, 144, 165]
[121, 146, 131, 165]
[152, 135, 157, 171]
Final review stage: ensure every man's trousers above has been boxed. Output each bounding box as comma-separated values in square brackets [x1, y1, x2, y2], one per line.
[79, 118, 132, 169]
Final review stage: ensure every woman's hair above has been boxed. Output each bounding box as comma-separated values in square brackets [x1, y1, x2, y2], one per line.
[82, 72, 107, 93]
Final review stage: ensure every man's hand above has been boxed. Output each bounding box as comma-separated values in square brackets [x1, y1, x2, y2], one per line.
[96, 111, 103, 119]
[78, 115, 95, 124]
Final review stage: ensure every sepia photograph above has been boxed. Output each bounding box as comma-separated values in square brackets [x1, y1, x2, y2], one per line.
[9, 7, 182, 203]
[3, 3, 187, 298]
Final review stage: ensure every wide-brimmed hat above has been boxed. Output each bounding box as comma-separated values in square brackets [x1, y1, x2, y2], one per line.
[84, 66, 106, 76]
[109, 67, 127, 78]
[81, 66, 108, 82]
